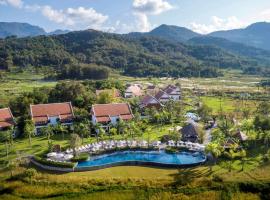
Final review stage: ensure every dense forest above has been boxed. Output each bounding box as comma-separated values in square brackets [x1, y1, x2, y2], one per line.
[0, 29, 269, 78]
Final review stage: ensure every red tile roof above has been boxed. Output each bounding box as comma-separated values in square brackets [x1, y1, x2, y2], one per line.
[92, 103, 133, 123]
[0, 108, 15, 128]
[30, 102, 74, 125]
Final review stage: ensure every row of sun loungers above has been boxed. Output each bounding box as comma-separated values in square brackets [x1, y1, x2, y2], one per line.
[167, 140, 205, 151]
[65, 140, 151, 154]
[47, 140, 205, 162]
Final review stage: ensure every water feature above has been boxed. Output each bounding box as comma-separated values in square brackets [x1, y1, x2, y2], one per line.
[76, 150, 206, 169]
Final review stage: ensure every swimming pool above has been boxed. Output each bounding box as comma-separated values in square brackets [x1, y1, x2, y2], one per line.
[76, 150, 206, 170]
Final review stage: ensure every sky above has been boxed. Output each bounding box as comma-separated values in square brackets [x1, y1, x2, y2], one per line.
[1, 0, 270, 34]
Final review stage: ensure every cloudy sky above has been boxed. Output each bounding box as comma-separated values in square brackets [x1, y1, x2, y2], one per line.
[1, 0, 270, 34]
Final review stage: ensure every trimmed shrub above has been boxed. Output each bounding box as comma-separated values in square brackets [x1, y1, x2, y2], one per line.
[71, 153, 89, 162]
[33, 156, 76, 168]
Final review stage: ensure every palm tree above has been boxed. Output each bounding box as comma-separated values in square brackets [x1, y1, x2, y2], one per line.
[263, 131, 270, 150]
[74, 121, 90, 144]
[205, 142, 223, 171]
[0, 130, 12, 158]
[93, 123, 103, 142]
[239, 149, 247, 171]
[24, 120, 35, 147]
[69, 134, 81, 157]
[224, 149, 236, 172]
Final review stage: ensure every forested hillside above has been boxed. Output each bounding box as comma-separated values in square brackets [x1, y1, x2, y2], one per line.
[0, 29, 267, 78]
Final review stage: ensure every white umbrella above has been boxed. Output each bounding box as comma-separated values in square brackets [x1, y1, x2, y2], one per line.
[47, 152, 57, 157]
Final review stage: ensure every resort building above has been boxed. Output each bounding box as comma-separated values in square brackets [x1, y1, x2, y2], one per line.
[91, 103, 133, 131]
[124, 84, 143, 98]
[0, 108, 16, 137]
[139, 95, 162, 109]
[180, 123, 199, 143]
[96, 89, 121, 98]
[154, 85, 181, 103]
[30, 102, 74, 135]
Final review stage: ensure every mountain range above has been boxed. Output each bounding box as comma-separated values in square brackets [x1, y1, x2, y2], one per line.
[0, 22, 70, 38]
[0, 21, 270, 78]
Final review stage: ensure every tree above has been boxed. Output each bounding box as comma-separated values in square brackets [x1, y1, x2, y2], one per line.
[239, 150, 247, 171]
[40, 125, 54, 152]
[97, 91, 113, 104]
[0, 128, 13, 158]
[74, 120, 90, 144]
[24, 120, 35, 147]
[69, 134, 81, 157]
[224, 148, 236, 172]
[197, 103, 212, 122]
[109, 127, 117, 139]
[205, 142, 223, 171]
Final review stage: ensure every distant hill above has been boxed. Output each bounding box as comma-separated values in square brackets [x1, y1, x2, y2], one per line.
[148, 24, 201, 42]
[189, 36, 270, 64]
[0, 22, 70, 38]
[128, 24, 201, 42]
[0, 22, 46, 38]
[0, 29, 262, 77]
[208, 22, 270, 50]
[48, 29, 70, 35]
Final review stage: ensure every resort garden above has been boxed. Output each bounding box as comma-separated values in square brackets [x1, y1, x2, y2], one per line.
[0, 77, 270, 199]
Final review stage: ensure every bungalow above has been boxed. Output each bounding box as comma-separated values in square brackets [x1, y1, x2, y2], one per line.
[0, 108, 16, 137]
[139, 95, 162, 109]
[180, 123, 199, 143]
[124, 84, 143, 98]
[30, 102, 74, 134]
[155, 85, 181, 103]
[91, 103, 133, 131]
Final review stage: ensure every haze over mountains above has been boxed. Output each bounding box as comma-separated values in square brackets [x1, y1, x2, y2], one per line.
[0, 22, 70, 38]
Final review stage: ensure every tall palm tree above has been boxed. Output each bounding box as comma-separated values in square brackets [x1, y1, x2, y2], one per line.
[205, 142, 223, 171]
[24, 120, 35, 147]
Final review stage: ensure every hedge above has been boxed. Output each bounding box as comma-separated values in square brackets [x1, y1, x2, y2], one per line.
[71, 153, 89, 162]
[33, 156, 76, 168]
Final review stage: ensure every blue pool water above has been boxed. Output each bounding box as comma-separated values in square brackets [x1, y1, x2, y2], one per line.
[76, 150, 206, 168]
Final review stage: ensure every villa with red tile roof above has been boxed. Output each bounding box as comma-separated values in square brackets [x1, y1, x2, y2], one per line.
[30, 102, 74, 134]
[91, 103, 133, 130]
[0, 108, 15, 131]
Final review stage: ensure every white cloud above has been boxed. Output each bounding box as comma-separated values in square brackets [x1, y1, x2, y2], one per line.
[133, 0, 173, 15]
[34, 5, 108, 29]
[134, 12, 152, 32]
[132, 0, 173, 32]
[259, 9, 270, 21]
[190, 16, 247, 34]
[0, 0, 23, 8]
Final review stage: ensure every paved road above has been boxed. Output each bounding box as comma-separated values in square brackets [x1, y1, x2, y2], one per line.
[203, 122, 217, 145]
